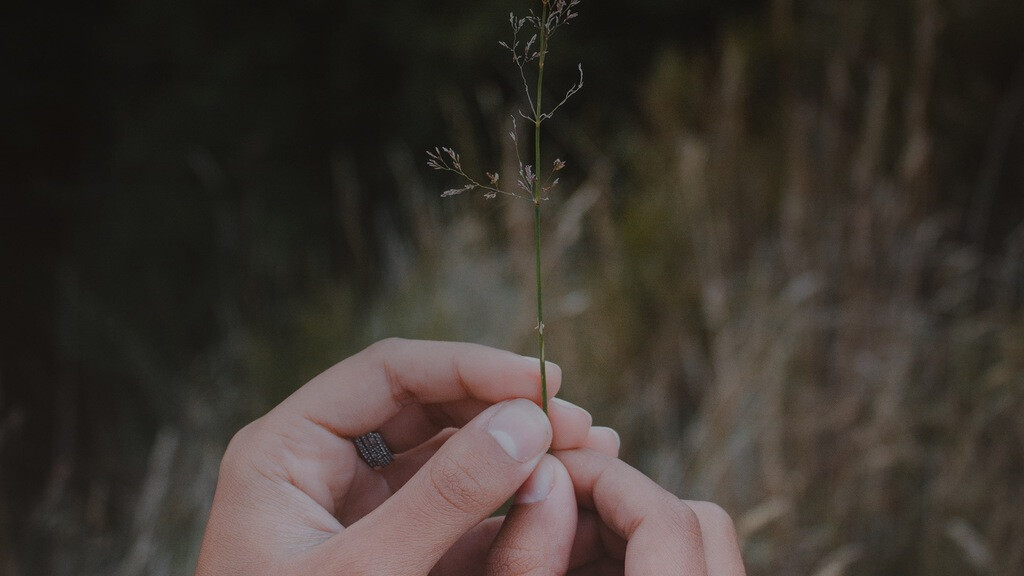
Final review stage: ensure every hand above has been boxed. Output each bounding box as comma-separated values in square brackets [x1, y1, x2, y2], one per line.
[483, 449, 747, 575]
[195, 338, 607, 575]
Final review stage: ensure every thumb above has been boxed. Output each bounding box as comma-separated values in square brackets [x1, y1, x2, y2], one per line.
[324, 398, 552, 574]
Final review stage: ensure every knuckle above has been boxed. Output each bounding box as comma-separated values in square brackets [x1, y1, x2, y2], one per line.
[220, 420, 261, 470]
[428, 453, 488, 516]
[689, 500, 740, 538]
[365, 337, 414, 405]
[696, 501, 735, 526]
[365, 337, 406, 357]
[219, 418, 293, 485]
[662, 498, 703, 540]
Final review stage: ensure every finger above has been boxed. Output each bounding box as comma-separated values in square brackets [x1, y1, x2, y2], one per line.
[378, 394, 591, 454]
[582, 426, 620, 457]
[563, 482, 745, 575]
[557, 449, 709, 575]
[338, 428, 459, 525]
[271, 338, 562, 437]
[484, 455, 576, 575]
[549, 398, 592, 450]
[245, 340, 559, 520]
[343, 399, 593, 525]
[321, 399, 552, 575]
[379, 399, 490, 453]
[684, 501, 747, 576]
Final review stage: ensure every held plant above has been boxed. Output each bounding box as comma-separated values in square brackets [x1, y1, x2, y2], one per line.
[427, 0, 583, 416]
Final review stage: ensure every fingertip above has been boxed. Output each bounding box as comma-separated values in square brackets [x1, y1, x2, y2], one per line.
[544, 361, 563, 396]
[550, 397, 592, 425]
[549, 397, 593, 450]
[517, 355, 562, 400]
[584, 426, 621, 457]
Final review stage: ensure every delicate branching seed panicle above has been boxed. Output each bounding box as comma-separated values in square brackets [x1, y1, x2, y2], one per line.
[426, 2, 583, 204]
[426, 0, 584, 415]
[427, 147, 523, 200]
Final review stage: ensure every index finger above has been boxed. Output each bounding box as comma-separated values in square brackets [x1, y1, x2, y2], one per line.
[270, 338, 561, 437]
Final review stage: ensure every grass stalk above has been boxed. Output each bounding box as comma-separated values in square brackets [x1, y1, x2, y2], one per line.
[427, 0, 582, 417]
[534, 0, 550, 415]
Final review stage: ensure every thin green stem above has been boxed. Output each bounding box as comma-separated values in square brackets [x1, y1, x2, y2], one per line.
[535, 193, 547, 415]
[534, 1, 549, 415]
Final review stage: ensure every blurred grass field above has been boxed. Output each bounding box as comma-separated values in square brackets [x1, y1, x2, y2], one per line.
[2, 0, 1024, 574]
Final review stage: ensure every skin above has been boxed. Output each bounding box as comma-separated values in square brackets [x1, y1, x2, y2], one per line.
[196, 338, 746, 575]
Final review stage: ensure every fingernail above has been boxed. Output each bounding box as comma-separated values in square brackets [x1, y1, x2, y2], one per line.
[551, 397, 592, 426]
[487, 399, 551, 463]
[544, 361, 562, 383]
[514, 456, 555, 504]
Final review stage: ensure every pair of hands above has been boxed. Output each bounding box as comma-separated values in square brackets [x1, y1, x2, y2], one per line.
[196, 339, 745, 575]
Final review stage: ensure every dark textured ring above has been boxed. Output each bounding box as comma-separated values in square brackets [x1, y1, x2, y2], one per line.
[353, 431, 395, 469]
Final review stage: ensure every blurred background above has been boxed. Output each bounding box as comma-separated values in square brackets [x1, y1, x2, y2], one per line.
[3, 0, 1024, 573]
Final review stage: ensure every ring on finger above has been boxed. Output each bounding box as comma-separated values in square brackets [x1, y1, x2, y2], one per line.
[353, 431, 395, 469]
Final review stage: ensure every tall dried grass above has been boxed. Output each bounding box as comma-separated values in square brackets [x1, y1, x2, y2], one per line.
[380, 0, 1024, 574]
